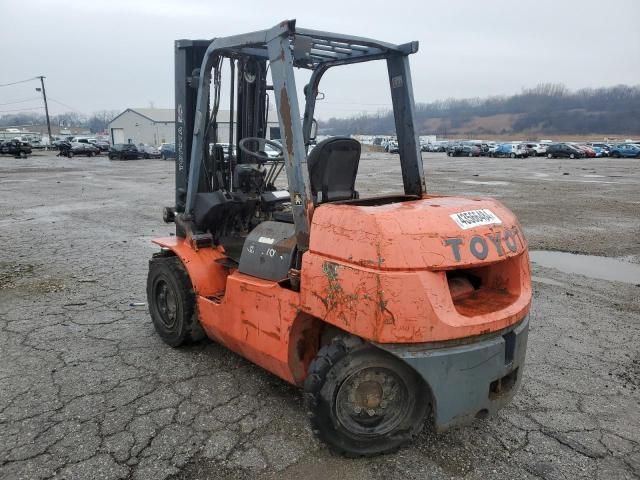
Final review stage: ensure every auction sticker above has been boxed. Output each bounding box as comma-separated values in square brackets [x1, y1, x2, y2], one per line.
[450, 209, 502, 229]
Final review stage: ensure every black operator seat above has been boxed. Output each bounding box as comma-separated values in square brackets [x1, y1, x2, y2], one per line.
[307, 137, 361, 204]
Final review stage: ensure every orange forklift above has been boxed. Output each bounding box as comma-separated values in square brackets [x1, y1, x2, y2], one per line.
[148, 20, 532, 456]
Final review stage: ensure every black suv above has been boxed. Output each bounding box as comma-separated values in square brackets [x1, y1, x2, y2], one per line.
[546, 143, 584, 159]
[109, 143, 140, 160]
[1, 140, 32, 158]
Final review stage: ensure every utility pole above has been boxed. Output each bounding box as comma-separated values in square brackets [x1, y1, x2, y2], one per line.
[36, 76, 52, 148]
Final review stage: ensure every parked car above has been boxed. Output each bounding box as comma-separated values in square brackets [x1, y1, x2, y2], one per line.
[589, 146, 607, 157]
[523, 145, 537, 157]
[446, 144, 480, 157]
[56, 141, 99, 157]
[588, 143, 610, 157]
[609, 144, 640, 158]
[109, 143, 140, 160]
[491, 143, 527, 158]
[93, 141, 110, 152]
[524, 143, 547, 156]
[71, 137, 97, 145]
[1, 139, 32, 157]
[545, 143, 585, 159]
[138, 144, 162, 159]
[385, 140, 399, 154]
[574, 145, 596, 158]
[159, 143, 176, 160]
[479, 143, 492, 156]
[66, 142, 100, 157]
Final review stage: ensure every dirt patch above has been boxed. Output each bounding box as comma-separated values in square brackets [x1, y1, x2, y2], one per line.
[0, 262, 65, 293]
[0, 262, 35, 289]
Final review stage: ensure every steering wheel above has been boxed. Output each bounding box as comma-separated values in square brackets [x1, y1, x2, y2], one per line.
[238, 137, 284, 162]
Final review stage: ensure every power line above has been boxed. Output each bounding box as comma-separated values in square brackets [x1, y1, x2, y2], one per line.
[48, 96, 83, 113]
[0, 97, 41, 106]
[0, 77, 39, 88]
[0, 106, 45, 113]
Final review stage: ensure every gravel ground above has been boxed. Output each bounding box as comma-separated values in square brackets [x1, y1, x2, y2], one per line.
[0, 151, 638, 480]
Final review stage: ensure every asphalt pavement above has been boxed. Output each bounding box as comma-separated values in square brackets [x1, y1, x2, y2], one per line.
[0, 151, 638, 479]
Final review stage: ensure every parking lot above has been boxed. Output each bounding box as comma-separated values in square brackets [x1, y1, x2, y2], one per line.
[1, 151, 639, 480]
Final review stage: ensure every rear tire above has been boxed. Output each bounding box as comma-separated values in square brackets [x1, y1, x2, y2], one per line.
[304, 336, 429, 457]
[570, 153, 575, 159]
[510, 153, 515, 158]
[147, 255, 205, 347]
[68, 151, 74, 158]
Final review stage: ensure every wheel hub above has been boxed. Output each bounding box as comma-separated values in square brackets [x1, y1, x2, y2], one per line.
[336, 367, 409, 435]
[155, 280, 177, 328]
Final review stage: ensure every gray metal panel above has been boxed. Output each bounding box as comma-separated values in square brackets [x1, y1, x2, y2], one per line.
[238, 221, 296, 281]
[386, 54, 426, 196]
[376, 317, 529, 430]
[175, 39, 209, 216]
[266, 31, 313, 252]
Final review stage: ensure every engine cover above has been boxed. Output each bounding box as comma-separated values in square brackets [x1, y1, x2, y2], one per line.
[238, 221, 296, 281]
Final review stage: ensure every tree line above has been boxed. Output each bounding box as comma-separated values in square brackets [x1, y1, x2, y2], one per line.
[320, 84, 640, 136]
[0, 110, 119, 134]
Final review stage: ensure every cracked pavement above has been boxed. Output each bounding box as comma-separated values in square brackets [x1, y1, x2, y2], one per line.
[0, 152, 638, 479]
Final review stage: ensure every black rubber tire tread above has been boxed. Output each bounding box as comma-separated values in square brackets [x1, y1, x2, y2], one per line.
[147, 254, 204, 347]
[304, 335, 428, 457]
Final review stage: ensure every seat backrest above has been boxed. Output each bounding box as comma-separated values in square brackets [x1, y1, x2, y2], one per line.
[307, 137, 360, 204]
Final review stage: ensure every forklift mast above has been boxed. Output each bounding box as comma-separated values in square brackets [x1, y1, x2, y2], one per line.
[173, 41, 268, 215]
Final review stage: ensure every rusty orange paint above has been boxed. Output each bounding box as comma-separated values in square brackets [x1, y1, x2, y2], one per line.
[152, 195, 531, 385]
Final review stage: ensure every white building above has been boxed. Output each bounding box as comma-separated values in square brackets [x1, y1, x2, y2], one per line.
[108, 108, 174, 146]
[108, 108, 280, 147]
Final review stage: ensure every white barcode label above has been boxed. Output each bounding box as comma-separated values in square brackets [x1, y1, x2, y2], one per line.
[450, 209, 502, 229]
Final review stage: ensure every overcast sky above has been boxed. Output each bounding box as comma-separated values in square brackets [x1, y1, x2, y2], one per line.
[1, 0, 639, 119]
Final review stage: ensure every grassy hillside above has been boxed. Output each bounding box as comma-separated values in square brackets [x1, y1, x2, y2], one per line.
[321, 84, 640, 138]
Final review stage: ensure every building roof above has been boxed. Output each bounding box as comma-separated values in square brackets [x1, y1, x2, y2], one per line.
[109, 107, 279, 126]
[130, 108, 175, 122]
[109, 108, 175, 125]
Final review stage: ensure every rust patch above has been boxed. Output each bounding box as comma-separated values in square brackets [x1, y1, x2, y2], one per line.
[279, 88, 294, 158]
[320, 262, 359, 327]
[376, 275, 396, 328]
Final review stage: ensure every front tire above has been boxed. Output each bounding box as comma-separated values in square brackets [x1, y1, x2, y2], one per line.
[147, 255, 204, 347]
[304, 336, 429, 457]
